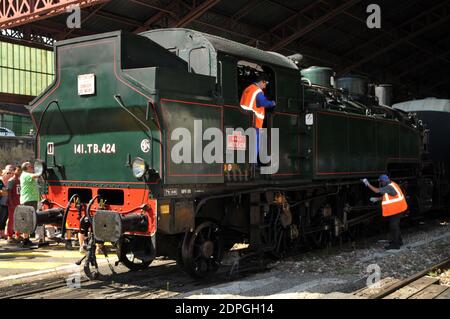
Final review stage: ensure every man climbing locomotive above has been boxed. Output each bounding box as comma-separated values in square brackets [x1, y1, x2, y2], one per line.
[240, 73, 276, 164]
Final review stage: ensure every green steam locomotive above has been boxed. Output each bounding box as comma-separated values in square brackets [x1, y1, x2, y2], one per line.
[14, 29, 439, 279]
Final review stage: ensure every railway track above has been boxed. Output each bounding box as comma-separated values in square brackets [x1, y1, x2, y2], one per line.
[366, 258, 450, 299]
[0, 251, 273, 299]
[2, 216, 448, 299]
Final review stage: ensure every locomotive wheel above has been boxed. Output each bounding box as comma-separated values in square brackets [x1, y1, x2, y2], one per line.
[117, 236, 154, 271]
[181, 222, 223, 279]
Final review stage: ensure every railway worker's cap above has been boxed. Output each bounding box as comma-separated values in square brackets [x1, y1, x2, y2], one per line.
[378, 175, 390, 183]
[255, 73, 270, 84]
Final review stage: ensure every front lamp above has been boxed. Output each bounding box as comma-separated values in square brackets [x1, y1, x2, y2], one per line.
[132, 158, 147, 179]
[34, 160, 46, 177]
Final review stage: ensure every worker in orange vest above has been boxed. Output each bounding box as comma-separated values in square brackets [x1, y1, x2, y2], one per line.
[362, 175, 408, 250]
[240, 74, 276, 163]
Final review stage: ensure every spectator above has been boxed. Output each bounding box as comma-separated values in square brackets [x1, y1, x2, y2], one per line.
[1, 165, 13, 184]
[0, 179, 7, 240]
[6, 166, 22, 243]
[0, 165, 14, 239]
[19, 162, 43, 247]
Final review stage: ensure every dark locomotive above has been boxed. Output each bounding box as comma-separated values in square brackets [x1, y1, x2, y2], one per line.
[13, 29, 448, 279]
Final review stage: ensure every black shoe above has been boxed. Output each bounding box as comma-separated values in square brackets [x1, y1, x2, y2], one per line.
[65, 240, 73, 250]
[20, 239, 32, 248]
[384, 244, 401, 251]
[390, 240, 403, 246]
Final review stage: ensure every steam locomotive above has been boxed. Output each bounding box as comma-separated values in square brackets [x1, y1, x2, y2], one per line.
[14, 29, 447, 279]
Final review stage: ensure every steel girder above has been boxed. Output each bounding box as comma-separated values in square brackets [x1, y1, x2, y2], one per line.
[230, 0, 262, 27]
[0, 92, 35, 105]
[340, 9, 450, 85]
[195, 8, 344, 67]
[343, 10, 450, 68]
[1, 17, 92, 47]
[0, 0, 109, 29]
[343, 0, 450, 58]
[128, 0, 174, 15]
[172, 0, 221, 28]
[338, 1, 450, 76]
[250, 0, 361, 51]
[64, 2, 108, 37]
[134, 0, 221, 33]
[393, 39, 450, 80]
[426, 76, 450, 92]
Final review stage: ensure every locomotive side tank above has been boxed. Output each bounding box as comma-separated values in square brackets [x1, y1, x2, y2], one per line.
[14, 29, 426, 278]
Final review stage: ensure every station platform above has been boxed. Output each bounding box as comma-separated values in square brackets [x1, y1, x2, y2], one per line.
[0, 239, 117, 284]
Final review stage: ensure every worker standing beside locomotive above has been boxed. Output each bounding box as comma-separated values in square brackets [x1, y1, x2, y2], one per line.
[362, 175, 408, 250]
[240, 74, 276, 163]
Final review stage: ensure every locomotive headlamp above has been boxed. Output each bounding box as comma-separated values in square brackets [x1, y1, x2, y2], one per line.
[34, 160, 46, 176]
[132, 157, 147, 179]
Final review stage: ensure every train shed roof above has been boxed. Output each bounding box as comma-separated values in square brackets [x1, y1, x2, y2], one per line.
[0, 0, 449, 103]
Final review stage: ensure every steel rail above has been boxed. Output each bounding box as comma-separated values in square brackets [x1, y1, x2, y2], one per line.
[370, 258, 450, 299]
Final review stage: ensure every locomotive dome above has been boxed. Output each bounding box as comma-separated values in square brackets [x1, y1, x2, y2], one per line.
[140, 28, 299, 78]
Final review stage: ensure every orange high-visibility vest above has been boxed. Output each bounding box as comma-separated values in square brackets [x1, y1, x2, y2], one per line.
[381, 182, 408, 217]
[240, 84, 265, 129]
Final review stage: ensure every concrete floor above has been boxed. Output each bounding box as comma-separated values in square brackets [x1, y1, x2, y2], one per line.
[0, 239, 113, 278]
[0, 218, 448, 299]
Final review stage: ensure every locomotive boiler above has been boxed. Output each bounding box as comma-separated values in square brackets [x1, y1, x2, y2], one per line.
[14, 29, 430, 278]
